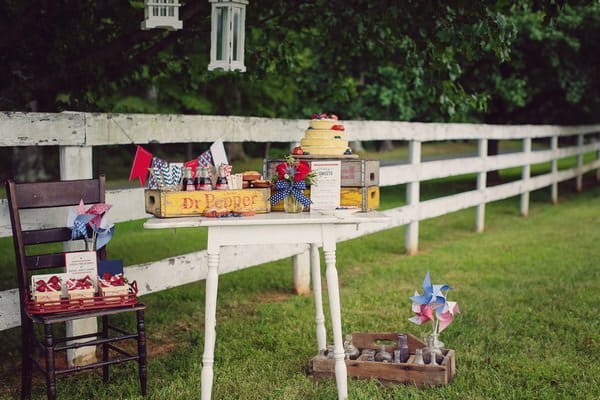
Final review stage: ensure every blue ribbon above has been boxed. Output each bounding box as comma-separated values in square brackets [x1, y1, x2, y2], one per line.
[270, 180, 312, 207]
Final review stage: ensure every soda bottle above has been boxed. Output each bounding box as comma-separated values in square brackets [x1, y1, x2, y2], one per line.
[182, 167, 195, 191]
[195, 167, 212, 191]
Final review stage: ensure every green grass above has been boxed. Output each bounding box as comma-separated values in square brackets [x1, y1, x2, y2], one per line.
[0, 144, 599, 399]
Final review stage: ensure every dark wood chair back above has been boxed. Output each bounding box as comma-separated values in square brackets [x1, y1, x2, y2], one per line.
[6, 176, 107, 305]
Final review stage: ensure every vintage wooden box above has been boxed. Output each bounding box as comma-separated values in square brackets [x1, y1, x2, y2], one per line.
[68, 288, 95, 305]
[145, 188, 271, 218]
[308, 332, 456, 387]
[271, 186, 379, 212]
[263, 158, 380, 187]
[33, 291, 61, 305]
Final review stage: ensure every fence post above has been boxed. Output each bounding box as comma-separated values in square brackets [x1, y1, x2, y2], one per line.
[292, 249, 311, 295]
[576, 134, 584, 192]
[520, 137, 532, 217]
[597, 145, 600, 182]
[405, 140, 421, 255]
[60, 145, 98, 367]
[476, 139, 487, 232]
[551, 135, 559, 204]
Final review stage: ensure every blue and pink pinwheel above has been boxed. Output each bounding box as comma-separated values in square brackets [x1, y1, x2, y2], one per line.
[409, 272, 460, 334]
[67, 200, 115, 250]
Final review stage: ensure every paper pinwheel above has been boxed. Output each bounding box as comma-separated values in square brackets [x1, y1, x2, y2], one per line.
[67, 199, 115, 250]
[409, 272, 460, 335]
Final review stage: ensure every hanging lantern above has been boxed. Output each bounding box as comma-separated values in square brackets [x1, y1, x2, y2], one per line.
[141, 0, 183, 30]
[208, 0, 248, 72]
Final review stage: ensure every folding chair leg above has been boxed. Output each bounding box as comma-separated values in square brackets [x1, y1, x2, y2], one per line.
[137, 310, 148, 397]
[44, 324, 56, 400]
[102, 316, 109, 383]
[21, 319, 33, 400]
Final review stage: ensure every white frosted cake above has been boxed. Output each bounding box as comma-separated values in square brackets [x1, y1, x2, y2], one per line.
[300, 113, 348, 156]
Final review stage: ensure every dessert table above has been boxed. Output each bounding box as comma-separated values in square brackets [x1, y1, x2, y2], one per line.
[144, 211, 389, 400]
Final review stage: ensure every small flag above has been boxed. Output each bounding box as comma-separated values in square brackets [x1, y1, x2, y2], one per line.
[129, 146, 153, 187]
[198, 150, 214, 168]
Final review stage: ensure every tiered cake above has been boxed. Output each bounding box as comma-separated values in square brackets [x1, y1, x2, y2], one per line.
[300, 113, 348, 156]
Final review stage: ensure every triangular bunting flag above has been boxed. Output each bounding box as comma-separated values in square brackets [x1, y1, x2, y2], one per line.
[129, 145, 153, 187]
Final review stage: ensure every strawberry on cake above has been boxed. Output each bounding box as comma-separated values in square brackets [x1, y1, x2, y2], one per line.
[300, 113, 348, 156]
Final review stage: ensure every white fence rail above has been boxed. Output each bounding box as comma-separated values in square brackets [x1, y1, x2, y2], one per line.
[1, 112, 599, 332]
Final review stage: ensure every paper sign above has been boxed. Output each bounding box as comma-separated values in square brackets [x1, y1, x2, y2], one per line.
[310, 161, 341, 211]
[210, 139, 228, 167]
[65, 251, 98, 282]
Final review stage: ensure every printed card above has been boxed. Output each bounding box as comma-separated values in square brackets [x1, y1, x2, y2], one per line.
[310, 160, 341, 211]
[65, 251, 98, 284]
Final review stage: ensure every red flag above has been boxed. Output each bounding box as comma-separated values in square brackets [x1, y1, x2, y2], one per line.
[129, 145, 153, 187]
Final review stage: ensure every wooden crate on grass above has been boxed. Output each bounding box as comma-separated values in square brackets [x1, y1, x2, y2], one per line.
[308, 332, 456, 387]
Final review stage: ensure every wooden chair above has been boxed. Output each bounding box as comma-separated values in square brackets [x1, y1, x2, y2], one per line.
[6, 176, 147, 400]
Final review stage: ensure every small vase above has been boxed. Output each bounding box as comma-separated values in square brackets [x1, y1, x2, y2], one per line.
[283, 195, 304, 213]
[424, 333, 444, 364]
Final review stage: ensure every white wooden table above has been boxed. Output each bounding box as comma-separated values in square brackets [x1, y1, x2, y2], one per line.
[144, 211, 389, 400]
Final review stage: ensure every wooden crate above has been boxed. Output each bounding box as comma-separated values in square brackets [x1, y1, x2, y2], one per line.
[263, 158, 379, 187]
[271, 186, 379, 212]
[145, 188, 271, 218]
[308, 332, 456, 387]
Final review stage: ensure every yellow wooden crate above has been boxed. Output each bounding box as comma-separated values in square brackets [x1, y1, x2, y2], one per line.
[145, 189, 271, 218]
[272, 186, 379, 212]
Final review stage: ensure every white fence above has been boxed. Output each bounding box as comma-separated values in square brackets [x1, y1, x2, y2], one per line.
[1, 112, 599, 332]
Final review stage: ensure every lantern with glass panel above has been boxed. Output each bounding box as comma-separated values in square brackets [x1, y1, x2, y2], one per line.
[208, 0, 248, 72]
[141, 0, 183, 30]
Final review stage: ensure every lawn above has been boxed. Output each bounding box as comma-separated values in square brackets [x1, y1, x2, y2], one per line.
[0, 147, 599, 399]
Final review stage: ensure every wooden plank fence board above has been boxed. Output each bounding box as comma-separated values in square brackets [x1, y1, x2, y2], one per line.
[0, 112, 85, 146]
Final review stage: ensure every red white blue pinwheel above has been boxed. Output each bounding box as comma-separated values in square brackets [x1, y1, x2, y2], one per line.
[409, 272, 459, 335]
[67, 199, 114, 250]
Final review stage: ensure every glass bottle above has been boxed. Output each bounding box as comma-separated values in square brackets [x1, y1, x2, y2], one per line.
[215, 165, 228, 190]
[326, 344, 335, 359]
[425, 333, 444, 364]
[397, 334, 409, 363]
[195, 167, 212, 191]
[428, 348, 439, 366]
[413, 348, 425, 365]
[362, 349, 375, 362]
[182, 167, 195, 191]
[374, 344, 392, 363]
[344, 334, 360, 360]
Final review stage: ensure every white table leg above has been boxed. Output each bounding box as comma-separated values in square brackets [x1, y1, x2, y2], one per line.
[310, 243, 327, 351]
[201, 250, 220, 400]
[322, 228, 348, 400]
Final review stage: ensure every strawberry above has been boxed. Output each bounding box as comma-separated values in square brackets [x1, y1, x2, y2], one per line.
[291, 146, 304, 155]
[332, 125, 345, 131]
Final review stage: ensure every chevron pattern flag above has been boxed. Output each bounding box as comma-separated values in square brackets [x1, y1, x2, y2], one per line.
[269, 180, 312, 207]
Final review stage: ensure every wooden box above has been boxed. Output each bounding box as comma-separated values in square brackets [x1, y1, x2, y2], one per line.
[145, 188, 271, 218]
[99, 284, 130, 300]
[263, 158, 380, 187]
[271, 186, 379, 212]
[308, 332, 456, 387]
[68, 288, 95, 305]
[33, 291, 61, 305]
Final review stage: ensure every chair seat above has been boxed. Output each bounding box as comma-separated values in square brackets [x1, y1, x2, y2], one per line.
[29, 303, 146, 325]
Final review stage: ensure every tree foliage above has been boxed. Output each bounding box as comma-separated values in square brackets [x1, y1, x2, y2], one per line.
[0, 0, 598, 124]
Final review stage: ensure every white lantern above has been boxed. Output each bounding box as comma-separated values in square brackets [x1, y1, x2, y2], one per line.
[141, 0, 183, 30]
[208, 0, 248, 72]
